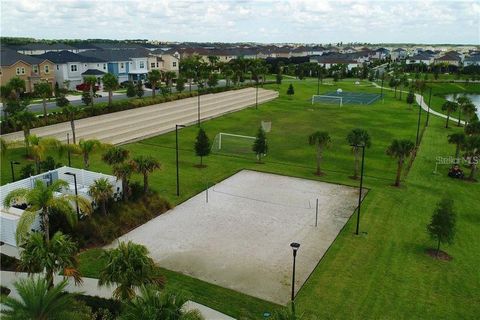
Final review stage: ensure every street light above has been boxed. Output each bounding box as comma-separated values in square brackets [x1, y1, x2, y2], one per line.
[351, 144, 366, 235]
[10, 161, 20, 182]
[197, 87, 201, 127]
[426, 87, 432, 127]
[416, 89, 423, 147]
[67, 133, 71, 167]
[255, 82, 259, 109]
[64, 172, 80, 219]
[290, 242, 300, 309]
[380, 74, 385, 99]
[175, 124, 186, 196]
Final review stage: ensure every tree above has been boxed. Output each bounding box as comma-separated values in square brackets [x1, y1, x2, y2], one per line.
[207, 72, 219, 88]
[88, 178, 114, 216]
[99, 241, 162, 300]
[81, 89, 91, 106]
[102, 146, 130, 166]
[3, 179, 91, 244]
[77, 139, 103, 169]
[194, 128, 211, 167]
[461, 135, 480, 180]
[13, 111, 37, 156]
[308, 131, 331, 176]
[164, 71, 177, 93]
[27, 135, 62, 174]
[276, 72, 283, 85]
[427, 198, 456, 257]
[19, 231, 82, 288]
[126, 81, 136, 98]
[287, 84, 294, 97]
[8, 77, 26, 99]
[61, 104, 80, 144]
[441, 101, 458, 128]
[0, 277, 91, 320]
[102, 73, 119, 107]
[346, 128, 371, 179]
[34, 81, 53, 124]
[406, 89, 415, 107]
[465, 120, 480, 136]
[447, 133, 466, 161]
[120, 286, 203, 320]
[132, 156, 161, 193]
[113, 162, 136, 201]
[386, 139, 415, 187]
[147, 70, 162, 97]
[84, 76, 97, 107]
[56, 92, 69, 108]
[176, 76, 186, 93]
[136, 80, 144, 98]
[461, 102, 477, 126]
[253, 127, 268, 163]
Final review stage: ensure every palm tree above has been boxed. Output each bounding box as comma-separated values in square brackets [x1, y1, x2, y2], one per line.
[441, 101, 458, 128]
[164, 71, 176, 93]
[13, 110, 37, 156]
[147, 70, 162, 97]
[19, 231, 82, 288]
[386, 139, 415, 187]
[462, 136, 480, 180]
[455, 96, 471, 126]
[346, 128, 371, 179]
[461, 102, 477, 127]
[84, 76, 97, 107]
[132, 156, 161, 193]
[102, 73, 119, 107]
[33, 81, 52, 124]
[62, 104, 80, 144]
[27, 135, 62, 173]
[88, 178, 114, 216]
[99, 241, 162, 300]
[3, 179, 91, 244]
[8, 77, 26, 99]
[77, 139, 103, 169]
[113, 161, 136, 201]
[447, 133, 466, 161]
[102, 146, 130, 166]
[308, 131, 331, 175]
[120, 286, 203, 320]
[0, 277, 90, 320]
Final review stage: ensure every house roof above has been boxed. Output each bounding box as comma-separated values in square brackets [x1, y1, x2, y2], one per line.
[78, 48, 150, 62]
[465, 54, 480, 62]
[313, 54, 357, 64]
[393, 48, 406, 52]
[81, 69, 106, 76]
[0, 48, 49, 67]
[10, 43, 77, 51]
[410, 53, 433, 61]
[35, 50, 106, 63]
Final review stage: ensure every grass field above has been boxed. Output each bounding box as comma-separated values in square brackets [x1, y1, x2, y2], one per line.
[1, 78, 478, 319]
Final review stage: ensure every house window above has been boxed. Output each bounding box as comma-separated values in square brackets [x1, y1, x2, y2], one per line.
[140, 61, 145, 69]
[71, 65, 77, 72]
[103, 64, 106, 70]
[16, 67, 26, 75]
[56, 65, 59, 70]
[21, 67, 25, 74]
[120, 63, 124, 68]
[44, 65, 49, 74]
[173, 62, 177, 67]
[151, 62, 155, 68]
[156, 62, 159, 67]
[33, 65, 39, 74]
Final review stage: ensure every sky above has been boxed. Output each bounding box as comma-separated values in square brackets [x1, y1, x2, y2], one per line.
[1, 0, 479, 44]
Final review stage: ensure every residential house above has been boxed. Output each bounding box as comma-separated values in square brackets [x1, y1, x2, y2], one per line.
[391, 48, 407, 61]
[407, 53, 435, 65]
[148, 49, 180, 75]
[434, 51, 462, 67]
[373, 48, 390, 60]
[9, 43, 77, 55]
[307, 46, 326, 56]
[0, 49, 55, 92]
[310, 54, 360, 70]
[464, 54, 480, 66]
[290, 46, 309, 57]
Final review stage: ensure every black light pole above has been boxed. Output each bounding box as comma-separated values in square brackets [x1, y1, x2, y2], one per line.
[380, 74, 385, 99]
[426, 87, 432, 127]
[352, 144, 366, 235]
[64, 172, 80, 219]
[197, 87, 201, 127]
[255, 82, 259, 109]
[175, 124, 186, 196]
[10, 161, 20, 182]
[290, 242, 300, 313]
[416, 90, 423, 146]
[67, 133, 71, 166]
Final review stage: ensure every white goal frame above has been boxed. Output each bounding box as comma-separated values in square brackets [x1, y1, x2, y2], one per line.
[311, 95, 343, 106]
[217, 133, 256, 150]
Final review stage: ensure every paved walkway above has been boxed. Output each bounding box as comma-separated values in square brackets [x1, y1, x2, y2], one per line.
[0, 270, 234, 319]
[371, 82, 465, 125]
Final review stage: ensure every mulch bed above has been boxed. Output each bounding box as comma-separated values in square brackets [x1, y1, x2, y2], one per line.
[426, 248, 453, 261]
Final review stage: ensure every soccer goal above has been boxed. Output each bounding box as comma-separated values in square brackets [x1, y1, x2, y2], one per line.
[212, 133, 257, 155]
[311, 95, 343, 106]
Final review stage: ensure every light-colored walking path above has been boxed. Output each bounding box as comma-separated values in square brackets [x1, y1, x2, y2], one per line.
[0, 270, 235, 319]
[371, 82, 465, 125]
[1, 88, 278, 146]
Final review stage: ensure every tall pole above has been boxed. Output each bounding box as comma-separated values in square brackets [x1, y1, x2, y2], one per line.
[176, 125, 180, 196]
[416, 91, 423, 146]
[10, 161, 18, 182]
[356, 145, 365, 235]
[67, 133, 71, 167]
[426, 87, 432, 127]
[291, 251, 296, 302]
[380, 75, 384, 99]
[197, 89, 201, 127]
[255, 83, 258, 109]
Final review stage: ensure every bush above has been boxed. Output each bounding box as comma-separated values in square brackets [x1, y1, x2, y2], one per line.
[75, 294, 121, 319]
[20, 164, 35, 179]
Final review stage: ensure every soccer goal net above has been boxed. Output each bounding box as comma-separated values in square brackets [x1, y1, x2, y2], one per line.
[212, 133, 256, 156]
[311, 95, 343, 106]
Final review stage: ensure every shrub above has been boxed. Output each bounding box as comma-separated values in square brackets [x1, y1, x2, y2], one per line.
[75, 294, 121, 319]
[19, 164, 35, 179]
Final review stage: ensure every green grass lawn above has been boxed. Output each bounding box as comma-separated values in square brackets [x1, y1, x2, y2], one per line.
[2, 79, 479, 319]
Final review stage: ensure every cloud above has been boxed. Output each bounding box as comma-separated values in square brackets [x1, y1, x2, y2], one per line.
[0, 0, 478, 44]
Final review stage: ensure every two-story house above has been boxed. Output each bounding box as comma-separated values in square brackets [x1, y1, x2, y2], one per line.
[148, 49, 180, 75]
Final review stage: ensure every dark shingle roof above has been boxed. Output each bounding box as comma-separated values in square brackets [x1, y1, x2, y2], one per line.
[410, 53, 433, 60]
[81, 69, 106, 76]
[34, 50, 106, 63]
[78, 48, 150, 61]
[0, 48, 47, 66]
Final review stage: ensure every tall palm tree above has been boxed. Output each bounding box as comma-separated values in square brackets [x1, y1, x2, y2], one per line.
[462, 136, 480, 180]
[113, 161, 136, 201]
[441, 101, 458, 128]
[308, 131, 331, 176]
[88, 178, 114, 216]
[102, 146, 130, 166]
[346, 128, 371, 179]
[3, 179, 92, 244]
[460, 102, 477, 127]
[83, 76, 97, 107]
[0, 277, 90, 320]
[386, 139, 415, 187]
[19, 231, 82, 288]
[132, 156, 161, 193]
[27, 135, 62, 174]
[62, 104, 80, 144]
[8, 77, 26, 99]
[147, 70, 162, 97]
[120, 286, 203, 320]
[33, 81, 52, 124]
[77, 139, 103, 169]
[164, 71, 177, 93]
[13, 110, 37, 156]
[102, 73, 119, 107]
[455, 95, 471, 126]
[447, 132, 466, 161]
[99, 241, 162, 300]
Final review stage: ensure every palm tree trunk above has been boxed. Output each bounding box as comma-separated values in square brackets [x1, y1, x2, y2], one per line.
[43, 208, 50, 243]
[102, 200, 107, 216]
[90, 86, 94, 107]
[353, 148, 360, 179]
[457, 109, 462, 126]
[143, 173, 148, 193]
[70, 119, 76, 144]
[24, 129, 30, 156]
[455, 144, 460, 161]
[436, 238, 441, 257]
[399, 86, 403, 100]
[43, 98, 48, 125]
[108, 90, 112, 107]
[446, 113, 450, 128]
[395, 158, 404, 186]
[84, 153, 89, 169]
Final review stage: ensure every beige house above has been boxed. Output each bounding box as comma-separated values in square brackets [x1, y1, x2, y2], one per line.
[1, 49, 55, 92]
[148, 50, 180, 75]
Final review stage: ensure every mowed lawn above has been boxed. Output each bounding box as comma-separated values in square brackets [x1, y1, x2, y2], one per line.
[1, 79, 479, 319]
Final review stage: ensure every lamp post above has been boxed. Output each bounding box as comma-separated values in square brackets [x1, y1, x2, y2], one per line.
[10, 161, 20, 182]
[255, 82, 259, 109]
[175, 124, 186, 196]
[64, 172, 80, 219]
[416, 90, 423, 146]
[351, 144, 366, 235]
[67, 133, 71, 167]
[380, 74, 385, 99]
[426, 87, 432, 127]
[197, 87, 201, 127]
[290, 242, 300, 312]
